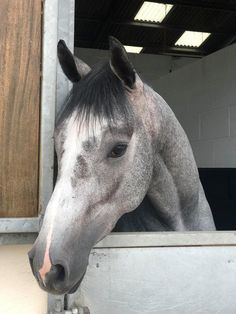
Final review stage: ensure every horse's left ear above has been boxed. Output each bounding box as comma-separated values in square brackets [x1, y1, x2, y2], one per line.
[109, 36, 136, 89]
[57, 40, 91, 83]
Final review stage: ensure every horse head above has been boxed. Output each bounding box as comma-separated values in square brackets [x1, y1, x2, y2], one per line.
[28, 37, 155, 294]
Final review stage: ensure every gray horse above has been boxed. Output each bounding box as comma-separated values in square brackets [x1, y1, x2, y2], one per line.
[29, 37, 215, 295]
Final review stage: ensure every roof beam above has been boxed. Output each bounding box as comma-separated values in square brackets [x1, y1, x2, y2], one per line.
[74, 39, 206, 57]
[145, 0, 236, 12]
[143, 46, 206, 57]
[119, 21, 235, 35]
[75, 18, 236, 35]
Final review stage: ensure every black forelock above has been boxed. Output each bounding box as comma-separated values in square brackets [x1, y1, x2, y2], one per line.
[56, 62, 133, 128]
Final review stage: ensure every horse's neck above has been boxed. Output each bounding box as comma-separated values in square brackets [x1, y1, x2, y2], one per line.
[157, 97, 199, 190]
[113, 195, 171, 232]
[115, 88, 215, 232]
[147, 95, 207, 231]
[116, 89, 198, 231]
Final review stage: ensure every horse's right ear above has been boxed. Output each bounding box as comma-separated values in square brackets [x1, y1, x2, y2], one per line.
[57, 40, 91, 83]
[109, 36, 136, 89]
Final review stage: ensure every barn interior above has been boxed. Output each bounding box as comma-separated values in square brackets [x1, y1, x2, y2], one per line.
[74, 0, 236, 230]
[1, 2, 236, 313]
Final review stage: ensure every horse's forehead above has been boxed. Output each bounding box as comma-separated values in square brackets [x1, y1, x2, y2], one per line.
[56, 114, 103, 177]
[61, 112, 127, 140]
[58, 113, 106, 150]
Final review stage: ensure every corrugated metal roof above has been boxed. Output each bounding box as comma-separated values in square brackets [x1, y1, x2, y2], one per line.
[74, 0, 236, 57]
[164, 5, 235, 32]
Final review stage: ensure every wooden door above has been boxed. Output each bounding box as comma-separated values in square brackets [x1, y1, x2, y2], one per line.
[0, 1, 41, 217]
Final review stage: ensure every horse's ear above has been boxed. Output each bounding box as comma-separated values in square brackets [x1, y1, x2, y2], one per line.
[57, 40, 91, 83]
[109, 36, 136, 89]
[74, 56, 91, 78]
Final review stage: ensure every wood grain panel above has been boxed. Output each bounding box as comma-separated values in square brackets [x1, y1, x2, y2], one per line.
[0, 1, 41, 217]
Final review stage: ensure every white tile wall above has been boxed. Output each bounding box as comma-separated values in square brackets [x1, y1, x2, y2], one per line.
[181, 111, 200, 141]
[191, 140, 214, 167]
[155, 43, 236, 167]
[213, 137, 236, 167]
[200, 107, 229, 140]
[230, 105, 236, 136]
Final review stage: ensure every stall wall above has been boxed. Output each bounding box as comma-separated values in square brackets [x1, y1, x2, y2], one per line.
[0, 245, 47, 314]
[153, 43, 236, 168]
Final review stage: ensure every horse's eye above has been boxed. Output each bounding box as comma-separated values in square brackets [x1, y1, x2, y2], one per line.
[109, 144, 128, 158]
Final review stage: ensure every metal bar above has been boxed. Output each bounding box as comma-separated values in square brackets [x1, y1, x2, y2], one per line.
[0, 233, 38, 245]
[40, 0, 75, 214]
[1, 228, 236, 247]
[96, 231, 236, 248]
[39, 0, 59, 215]
[56, 0, 74, 113]
[48, 294, 65, 314]
[0, 218, 39, 233]
[46, 1, 75, 313]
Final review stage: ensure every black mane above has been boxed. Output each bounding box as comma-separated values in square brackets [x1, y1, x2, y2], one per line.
[56, 62, 133, 127]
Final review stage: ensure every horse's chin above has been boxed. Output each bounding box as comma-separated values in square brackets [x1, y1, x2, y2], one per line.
[36, 271, 86, 295]
[68, 272, 86, 294]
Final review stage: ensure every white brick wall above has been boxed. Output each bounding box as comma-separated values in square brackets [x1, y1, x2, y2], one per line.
[153, 43, 236, 168]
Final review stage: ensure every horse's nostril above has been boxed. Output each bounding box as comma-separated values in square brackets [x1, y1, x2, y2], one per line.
[50, 264, 66, 283]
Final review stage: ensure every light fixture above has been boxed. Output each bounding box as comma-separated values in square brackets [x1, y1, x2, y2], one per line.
[134, 2, 173, 23]
[175, 31, 211, 48]
[124, 46, 143, 53]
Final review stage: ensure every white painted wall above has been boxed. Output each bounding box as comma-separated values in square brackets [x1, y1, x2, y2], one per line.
[0, 245, 47, 314]
[75, 47, 196, 84]
[153, 43, 236, 168]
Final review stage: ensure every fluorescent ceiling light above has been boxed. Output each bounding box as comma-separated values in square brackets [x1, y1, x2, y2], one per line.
[175, 31, 211, 47]
[134, 2, 173, 23]
[124, 45, 143, 53]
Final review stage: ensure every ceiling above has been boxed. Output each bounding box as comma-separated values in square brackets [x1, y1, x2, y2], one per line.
[74, 0, 236, 57]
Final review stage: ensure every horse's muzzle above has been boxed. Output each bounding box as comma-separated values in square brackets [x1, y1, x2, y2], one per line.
[28, 248, 86, 295]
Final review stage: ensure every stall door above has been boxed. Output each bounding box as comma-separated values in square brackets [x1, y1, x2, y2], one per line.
[0, 0, 41, 217]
